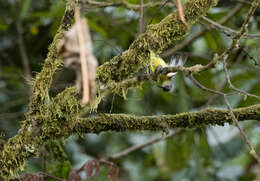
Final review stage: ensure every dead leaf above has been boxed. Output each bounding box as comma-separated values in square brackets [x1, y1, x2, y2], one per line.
[57, 8, 98, 104]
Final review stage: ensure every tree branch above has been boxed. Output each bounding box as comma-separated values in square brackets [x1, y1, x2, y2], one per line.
[97, 0, 217, 86]
[162, 3, 243, 57]
[71, 104, 260, 134]
[109, 129, 182, 159]
[80, 0, 175, 10]
[0, 1, 77, 180]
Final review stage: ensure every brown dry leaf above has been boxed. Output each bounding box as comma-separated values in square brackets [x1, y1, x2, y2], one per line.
[68, 169, 82, 181]
[57, 11, 98, 104]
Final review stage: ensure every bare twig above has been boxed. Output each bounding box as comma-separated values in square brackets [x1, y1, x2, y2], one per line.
[189, 74, 225, 96]
[199, 80, 226, 109]
[184, 0, 260, 76]
[162, 3, 242, 57]
[189, 72, 260, 164]
[139, 0, 144, 34]
[80, 0, 175, 10]
[15, 4, 32, 83]
[75, 7, 90, 104]
[223, 58, 260, 100]
[38, 172, 67, 181]
[200, 16, 260, 39]
[199, 45, 251, 109]
[223, 95, 260, 163]
[110, 128, 182, 159]
[234, 0, 257, 5]
[176, 0, 187, 26]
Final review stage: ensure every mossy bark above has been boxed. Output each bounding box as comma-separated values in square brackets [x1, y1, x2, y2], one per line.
[0, 1, 77, 180]
[0, 0, 235, 180]
[97, 0, 217, 88]
[72, 104, 260, 134]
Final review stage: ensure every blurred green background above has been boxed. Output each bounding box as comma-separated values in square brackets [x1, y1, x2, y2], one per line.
[0, 0, 260, 180]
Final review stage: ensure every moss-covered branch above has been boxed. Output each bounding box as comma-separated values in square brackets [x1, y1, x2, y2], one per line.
[71, 104, 260, 134]
[0, 1, 77, 180]
[97, 0, 217, 86]
[0, 0, 220, 180]
[29, 0, 76, 110]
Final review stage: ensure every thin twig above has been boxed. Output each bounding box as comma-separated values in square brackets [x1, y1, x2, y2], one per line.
[223, 58, 260, 100]
[139, 0, 144, 34]
[190, 72, 260, 164]
[110, 128, 182, 159]
[199, 80, 226, 109]
[234, 0, 255, 5]
[187, 0, 260, 75]
[223, 95, 260, 164]
[162, 3, 242, 57]
[199, 46, 250, 109]
[189, 74, 225, 96]
[38, 172, 68, 181]
[75, 6, 90, 104]
[176, 0, 187, 26]
[15, 3, 32, 83]
[80, 0, 175, 10]
[201, 16, 260, 39]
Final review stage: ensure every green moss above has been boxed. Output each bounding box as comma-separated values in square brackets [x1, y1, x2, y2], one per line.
[97, 0, 217, 95]
[73, 105, 260, 134]
[0, 0, 221, 180]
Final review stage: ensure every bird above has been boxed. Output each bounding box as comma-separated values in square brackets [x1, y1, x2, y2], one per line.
[149, 49, 188, 92]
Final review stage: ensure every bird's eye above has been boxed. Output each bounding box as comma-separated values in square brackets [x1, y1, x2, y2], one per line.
[162, 85, 171, 92]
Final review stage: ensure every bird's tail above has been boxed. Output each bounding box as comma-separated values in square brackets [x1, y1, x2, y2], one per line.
[169, 53, 188, 67]
[166, 53, 188, 78]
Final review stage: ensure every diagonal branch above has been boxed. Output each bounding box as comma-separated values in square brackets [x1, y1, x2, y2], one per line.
[223, 59, 260, 100]
[189, 69, 260, 163]
[109, 129, 182, 159]
[223, 95, 260, 163]
[200, 16, 260, 39]
[97, 0, 217, 85]
[162, 3, 243, 57]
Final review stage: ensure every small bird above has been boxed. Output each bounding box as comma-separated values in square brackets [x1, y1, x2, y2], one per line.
[149, 50, 188, 92]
